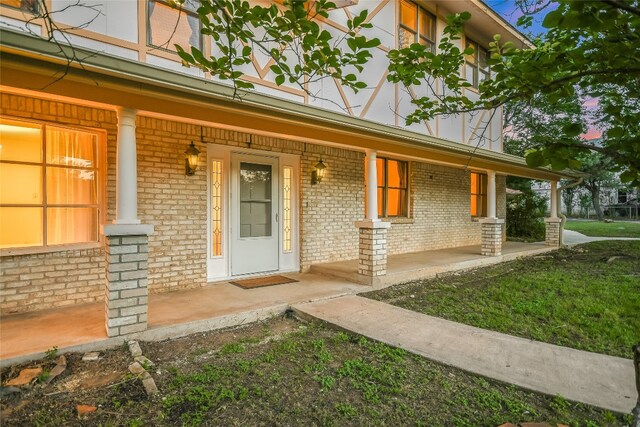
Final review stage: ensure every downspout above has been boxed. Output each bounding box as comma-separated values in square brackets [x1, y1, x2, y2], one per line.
[557, 177, 584, 246]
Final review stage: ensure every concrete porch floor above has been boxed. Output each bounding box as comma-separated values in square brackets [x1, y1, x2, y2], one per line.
[311, 241, 555, 287]
[0, 272, 365, 366]
[1, 241, 554, 366]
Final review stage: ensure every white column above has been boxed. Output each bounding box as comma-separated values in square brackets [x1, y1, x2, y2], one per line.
[114, 107, 140, 225]
[365, 149, 378, 221]
[487, 170, 496, 219]
[550, 180, 558, 219]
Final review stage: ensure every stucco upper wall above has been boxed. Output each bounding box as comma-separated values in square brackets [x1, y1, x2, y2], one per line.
[0, 0, 504, 152]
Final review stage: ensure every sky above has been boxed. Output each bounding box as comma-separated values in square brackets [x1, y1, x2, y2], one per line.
[484, 1, 602, 141]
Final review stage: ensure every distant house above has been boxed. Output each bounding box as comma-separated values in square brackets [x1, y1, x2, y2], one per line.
[0, 0, 575, 337]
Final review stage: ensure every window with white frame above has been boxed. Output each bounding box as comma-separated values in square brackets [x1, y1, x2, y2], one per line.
[147, 0, 202, 52]
[399, 0, 436, 52]
[464, 38, 490, 89]
[0, 117, 102, 250]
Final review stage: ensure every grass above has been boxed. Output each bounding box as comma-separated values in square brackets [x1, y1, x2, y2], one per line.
[366, 241, 640, 359]
[2, 318, 631, 426]
[564, 219, 640, 237]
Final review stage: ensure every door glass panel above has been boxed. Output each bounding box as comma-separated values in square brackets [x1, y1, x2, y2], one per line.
[239, 162, 272, 238]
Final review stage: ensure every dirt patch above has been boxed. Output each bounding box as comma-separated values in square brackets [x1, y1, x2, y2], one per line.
[0, 315, 632, 426]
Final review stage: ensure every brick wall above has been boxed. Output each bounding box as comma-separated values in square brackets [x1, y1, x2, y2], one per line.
[386, 163, 507, 255]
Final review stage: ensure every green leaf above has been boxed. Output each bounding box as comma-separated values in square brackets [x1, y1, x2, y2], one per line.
[525, 150, 546, 167]
[607, 127, 624, 139]
[275, 74, 285, 86]
[563, 123, 583, 137]
[542, 9, 563, 29]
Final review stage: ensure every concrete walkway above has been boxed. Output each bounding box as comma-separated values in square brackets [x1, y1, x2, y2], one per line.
[563, 229, 640, 245]
[293, 295, 637, 414]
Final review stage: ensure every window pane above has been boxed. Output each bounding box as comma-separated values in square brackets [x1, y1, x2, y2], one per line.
[387, 189, 407, 216]
[148, 0, 201, 50]
[0, 118, 42, 163]
[400, 0, 417, 30]
[399, 27, 415, 49]
[46, 167, 97, 205]
[479, 48, 489, 70]
[377, 187, 384, 217]
[47, 207, 98, 245]
[480, 174, 488, 195]
[465, 62, 476, 86]
[0, 207, 43, 248]
[387, 160, 407, 188]
[239, 162, 272, 238]
[46, 127, 96, 168]
[470, 173, 478, 195]
[419, 9, 433, 40]
[465, 40, 477, 64]
[0, 163, 42, 204]
[471, 194, 478, 216]
[0, 0, 38, 13]
[376, 158, 385, 187]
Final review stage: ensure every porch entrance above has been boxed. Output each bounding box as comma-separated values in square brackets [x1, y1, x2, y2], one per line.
[231, 153, 279, 276]
[206, 145, 299, 281]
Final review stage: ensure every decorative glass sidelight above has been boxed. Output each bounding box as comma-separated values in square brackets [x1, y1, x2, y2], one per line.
[282, 166, 292, 252]
[211, 159, 223, 256]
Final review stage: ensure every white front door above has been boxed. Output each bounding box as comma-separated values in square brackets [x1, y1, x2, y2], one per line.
[230, 153, 279, 276]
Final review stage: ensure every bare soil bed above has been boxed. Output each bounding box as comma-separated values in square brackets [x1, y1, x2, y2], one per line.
[1, 316, 632, 426]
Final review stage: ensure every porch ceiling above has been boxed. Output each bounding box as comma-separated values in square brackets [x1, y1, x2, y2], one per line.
[0, 29, 577, 182]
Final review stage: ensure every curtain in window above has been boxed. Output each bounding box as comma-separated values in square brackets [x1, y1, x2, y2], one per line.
[46, 127, 98, 245]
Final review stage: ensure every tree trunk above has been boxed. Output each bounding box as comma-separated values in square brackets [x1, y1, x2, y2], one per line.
[591, 186, 605, 220]
[563, 189, 574, 217]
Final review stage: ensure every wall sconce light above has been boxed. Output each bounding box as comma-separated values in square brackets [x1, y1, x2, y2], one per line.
[184, 141, 201, 176]
[311, 159, 326, 185]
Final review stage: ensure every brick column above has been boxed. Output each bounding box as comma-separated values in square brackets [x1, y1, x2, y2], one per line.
[102, 224, 154, 337]
[544, 218, 562, 247]
[479, 218, 504, 256]
[355, 220, 391, 278]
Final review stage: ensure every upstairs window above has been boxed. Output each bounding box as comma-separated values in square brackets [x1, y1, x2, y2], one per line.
[399, 0, 436, 52]
[0, 118, 102, 250]
[376, 158, 409, 218]
[464, 38, 490, 89]
[147, 0, 202, 52]
[470, 172, 487, 217]
[0, 0, 38, 14]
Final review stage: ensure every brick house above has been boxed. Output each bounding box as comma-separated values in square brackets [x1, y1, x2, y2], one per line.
[0, 0, 573, 337]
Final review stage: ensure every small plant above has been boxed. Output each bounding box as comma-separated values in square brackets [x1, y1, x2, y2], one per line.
[314, 374, 335, 391]
[220, 342, 245, 354]
[36, 370, 51, 383]
[45, 346, 58, 361]
[335, 402, 358, 417]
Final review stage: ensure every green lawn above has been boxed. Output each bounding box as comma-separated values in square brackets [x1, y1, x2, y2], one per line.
[366, 241, 640, 359]
[2, 318, 630, 426]
[564, 219, 640, 237]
